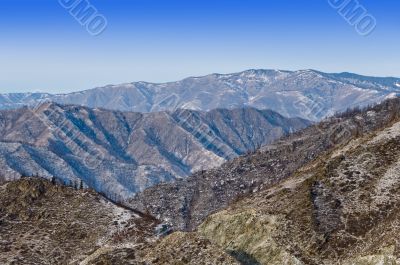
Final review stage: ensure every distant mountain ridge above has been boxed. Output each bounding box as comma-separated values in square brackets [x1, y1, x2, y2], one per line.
[1, 69, 399, 121]
[0, 103, 309, 198]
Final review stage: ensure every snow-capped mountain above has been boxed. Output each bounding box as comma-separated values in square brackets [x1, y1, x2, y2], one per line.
[0, 103, 309, 198]
[1, 69, 399, 121]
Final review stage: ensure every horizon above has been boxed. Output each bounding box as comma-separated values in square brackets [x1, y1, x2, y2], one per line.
[1, 0, 399, 93]
[2, 68, 400, 95]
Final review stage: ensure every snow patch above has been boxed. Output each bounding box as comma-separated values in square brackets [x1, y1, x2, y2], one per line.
[96, 199, 139, 246]
[386, 93, 399, 99]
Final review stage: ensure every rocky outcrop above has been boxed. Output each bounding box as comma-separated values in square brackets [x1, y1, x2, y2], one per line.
[141, 232, 239, 265]
[199, 210, 302, 265]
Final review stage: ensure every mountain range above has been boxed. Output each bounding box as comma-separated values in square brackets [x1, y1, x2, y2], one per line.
[2, 68, 400, 264]
[1, 69, 399, 121]
[0, 103, 309, 198]
[2, 97, 399, 264]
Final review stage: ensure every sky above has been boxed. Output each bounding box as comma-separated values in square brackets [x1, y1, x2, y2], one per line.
[0, 0, 399, 94]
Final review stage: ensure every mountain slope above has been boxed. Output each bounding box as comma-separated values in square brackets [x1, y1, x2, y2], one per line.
[1, 69, 399, 121]
[0, 103, 309, 198]
[0, 178, 157, 265]
[130, 98, 400, 231]
[197, 100, 400, 264]
[0, 178, 238, 265]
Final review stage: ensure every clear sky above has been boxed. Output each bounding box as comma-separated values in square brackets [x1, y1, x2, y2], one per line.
[0, 0, 399, 94]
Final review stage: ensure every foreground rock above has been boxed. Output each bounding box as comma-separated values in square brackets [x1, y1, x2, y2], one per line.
[143, 232, 239, 265]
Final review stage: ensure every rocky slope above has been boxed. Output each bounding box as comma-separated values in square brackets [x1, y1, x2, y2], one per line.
[72, 231, 239, 265]
[1, 70, 399, 121]
[130, 98, 400, 231]
[0, 178, 239, 265]
[196, 100, 400, 264]
[0, 103, 308, 198]
[0, 178, 157, 265]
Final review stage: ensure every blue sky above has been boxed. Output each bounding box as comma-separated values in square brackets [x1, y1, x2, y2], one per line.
[0, 0, 399, 93]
